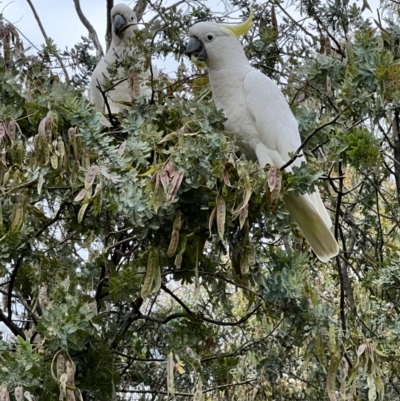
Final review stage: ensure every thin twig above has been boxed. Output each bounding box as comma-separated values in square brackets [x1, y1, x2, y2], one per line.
[25, 0, 70, 82]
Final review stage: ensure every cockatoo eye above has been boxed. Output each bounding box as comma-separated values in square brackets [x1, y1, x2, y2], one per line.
[206, 34, 214, 41]
[131, 16, 134, 20]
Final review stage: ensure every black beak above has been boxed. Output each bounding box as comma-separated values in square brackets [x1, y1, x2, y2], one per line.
[186, 37, 207, 61]
[113, 14, 127, 36]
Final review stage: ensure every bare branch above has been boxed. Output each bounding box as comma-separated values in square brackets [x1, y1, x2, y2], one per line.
[25, 0, 70, 82]
[105, 0, 114, 52]
[72, 0, 104, 60]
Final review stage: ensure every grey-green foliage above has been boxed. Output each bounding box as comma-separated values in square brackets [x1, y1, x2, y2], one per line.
[1, 0, 400, 400]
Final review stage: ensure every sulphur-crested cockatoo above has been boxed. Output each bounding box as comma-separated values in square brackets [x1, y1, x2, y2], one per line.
[89, 3, 153, 113]
[186, 10, 339, 262]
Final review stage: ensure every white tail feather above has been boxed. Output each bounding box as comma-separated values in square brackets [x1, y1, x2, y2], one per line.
[284, 192, 339, 262]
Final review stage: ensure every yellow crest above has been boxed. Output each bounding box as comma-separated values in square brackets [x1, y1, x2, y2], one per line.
[221, 8, 253, 37]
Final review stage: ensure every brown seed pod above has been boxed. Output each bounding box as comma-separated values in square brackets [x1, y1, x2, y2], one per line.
[167, 230, 179, 257]
[38, 285, 49, 310]
[14, 386, 23, 401]
[129, 66, 140, 99]
[56, 354, 65, 379]
[10, 201, 24, 233]
[167, 352, 175, 397]
[216, 196, 226, 241]
[141, 248, 159, 299]
[166, 170, 184, 205]
[85, 165, 99, 189]
[0, 385, 9, 401]
[6, 120, 16, 142]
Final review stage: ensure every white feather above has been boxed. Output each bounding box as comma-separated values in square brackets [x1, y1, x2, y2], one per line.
[89, 4, 153, 113]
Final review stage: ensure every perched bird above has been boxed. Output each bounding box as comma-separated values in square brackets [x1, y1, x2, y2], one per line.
[89, 3, 153, 113]
[186, 10, 339, 262]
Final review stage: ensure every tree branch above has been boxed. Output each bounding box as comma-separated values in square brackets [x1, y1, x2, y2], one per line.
[72, 0, 104, 60]
[25, 0, 70, 82]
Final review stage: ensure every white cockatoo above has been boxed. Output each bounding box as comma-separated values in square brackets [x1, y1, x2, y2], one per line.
[89, 3, 153, 113]
[186, 10, 339, 262]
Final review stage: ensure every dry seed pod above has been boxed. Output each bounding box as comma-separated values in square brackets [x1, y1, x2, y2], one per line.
[216, 196, 226, 241]
[208, 206, 216, 237]
[50, 154, 58, 170]
[166, 170, 184, 205]
[326, 75, 333, 96]
[7, 120, 16, 142]
[66, 360, 76, 401]
[319, 34, 326, 54]
[14, 386, 23, 401]
[141, 248, 159, 299]
[77, 203, 89, 224]
[66, 360, 75, 385]
[38, 285, 49, 310]
[56, 354, 65, 379]
[38, 115, 53, 142]
[129, 66, 141, 99]
[0, 124, 6, 143]
[0, 385, 9, 401]
[167, 352, 175, 397]
[326, 37, 331, 55]
[85, 165, 99, 189]
[167, 211, 182, 257]
[10, 201, 24, 233]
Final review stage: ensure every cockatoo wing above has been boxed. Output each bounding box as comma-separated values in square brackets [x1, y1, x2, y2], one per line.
[89, 58, 107, 113]
[244, 70, 301, 168]
[243, 69, 338, 261]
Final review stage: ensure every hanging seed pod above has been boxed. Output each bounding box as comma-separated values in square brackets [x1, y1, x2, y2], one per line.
[38, 115, 53, 143]
[85, 165, 99, 189]
[56, 354, 65, 379]
[208, 206, 216, 237]
[166, 170, 184, 205]
[216, 196, 226, 241]
[141, 248, 159, 299]
[66, 360, 75, 386]
[66, 360, 76, 401]
[0, 385, 9, 401]
[267, 167, 282, 211]
[38, 285, 49, 310]
[6, 120, 16, 142]
[10, 201, 24, 233]
[325, 37, 332, 55]
[319, 34, 326, 54]
[0, 124, 6, 145]
[57, 136, 65, 164]
[129, 66, 141, 99]
[167, 211, 182, 257]
[239, 203, 248, 230]
[50, 154, 58, 169]
[14, 386, 23, 401]
[59, 373, 68, 398]
[326, 75, 333, 96]
[167, 352, 175, 397]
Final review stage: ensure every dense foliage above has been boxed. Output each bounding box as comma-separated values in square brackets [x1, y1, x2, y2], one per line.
[1, 0, 400, 399]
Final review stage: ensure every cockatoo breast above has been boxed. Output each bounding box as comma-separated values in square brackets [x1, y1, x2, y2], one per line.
[208, 66, 263, 161]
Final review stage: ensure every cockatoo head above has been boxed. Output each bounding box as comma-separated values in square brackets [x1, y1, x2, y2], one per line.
[111, 4, 138, 41]
[186, 9, 253, 68]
